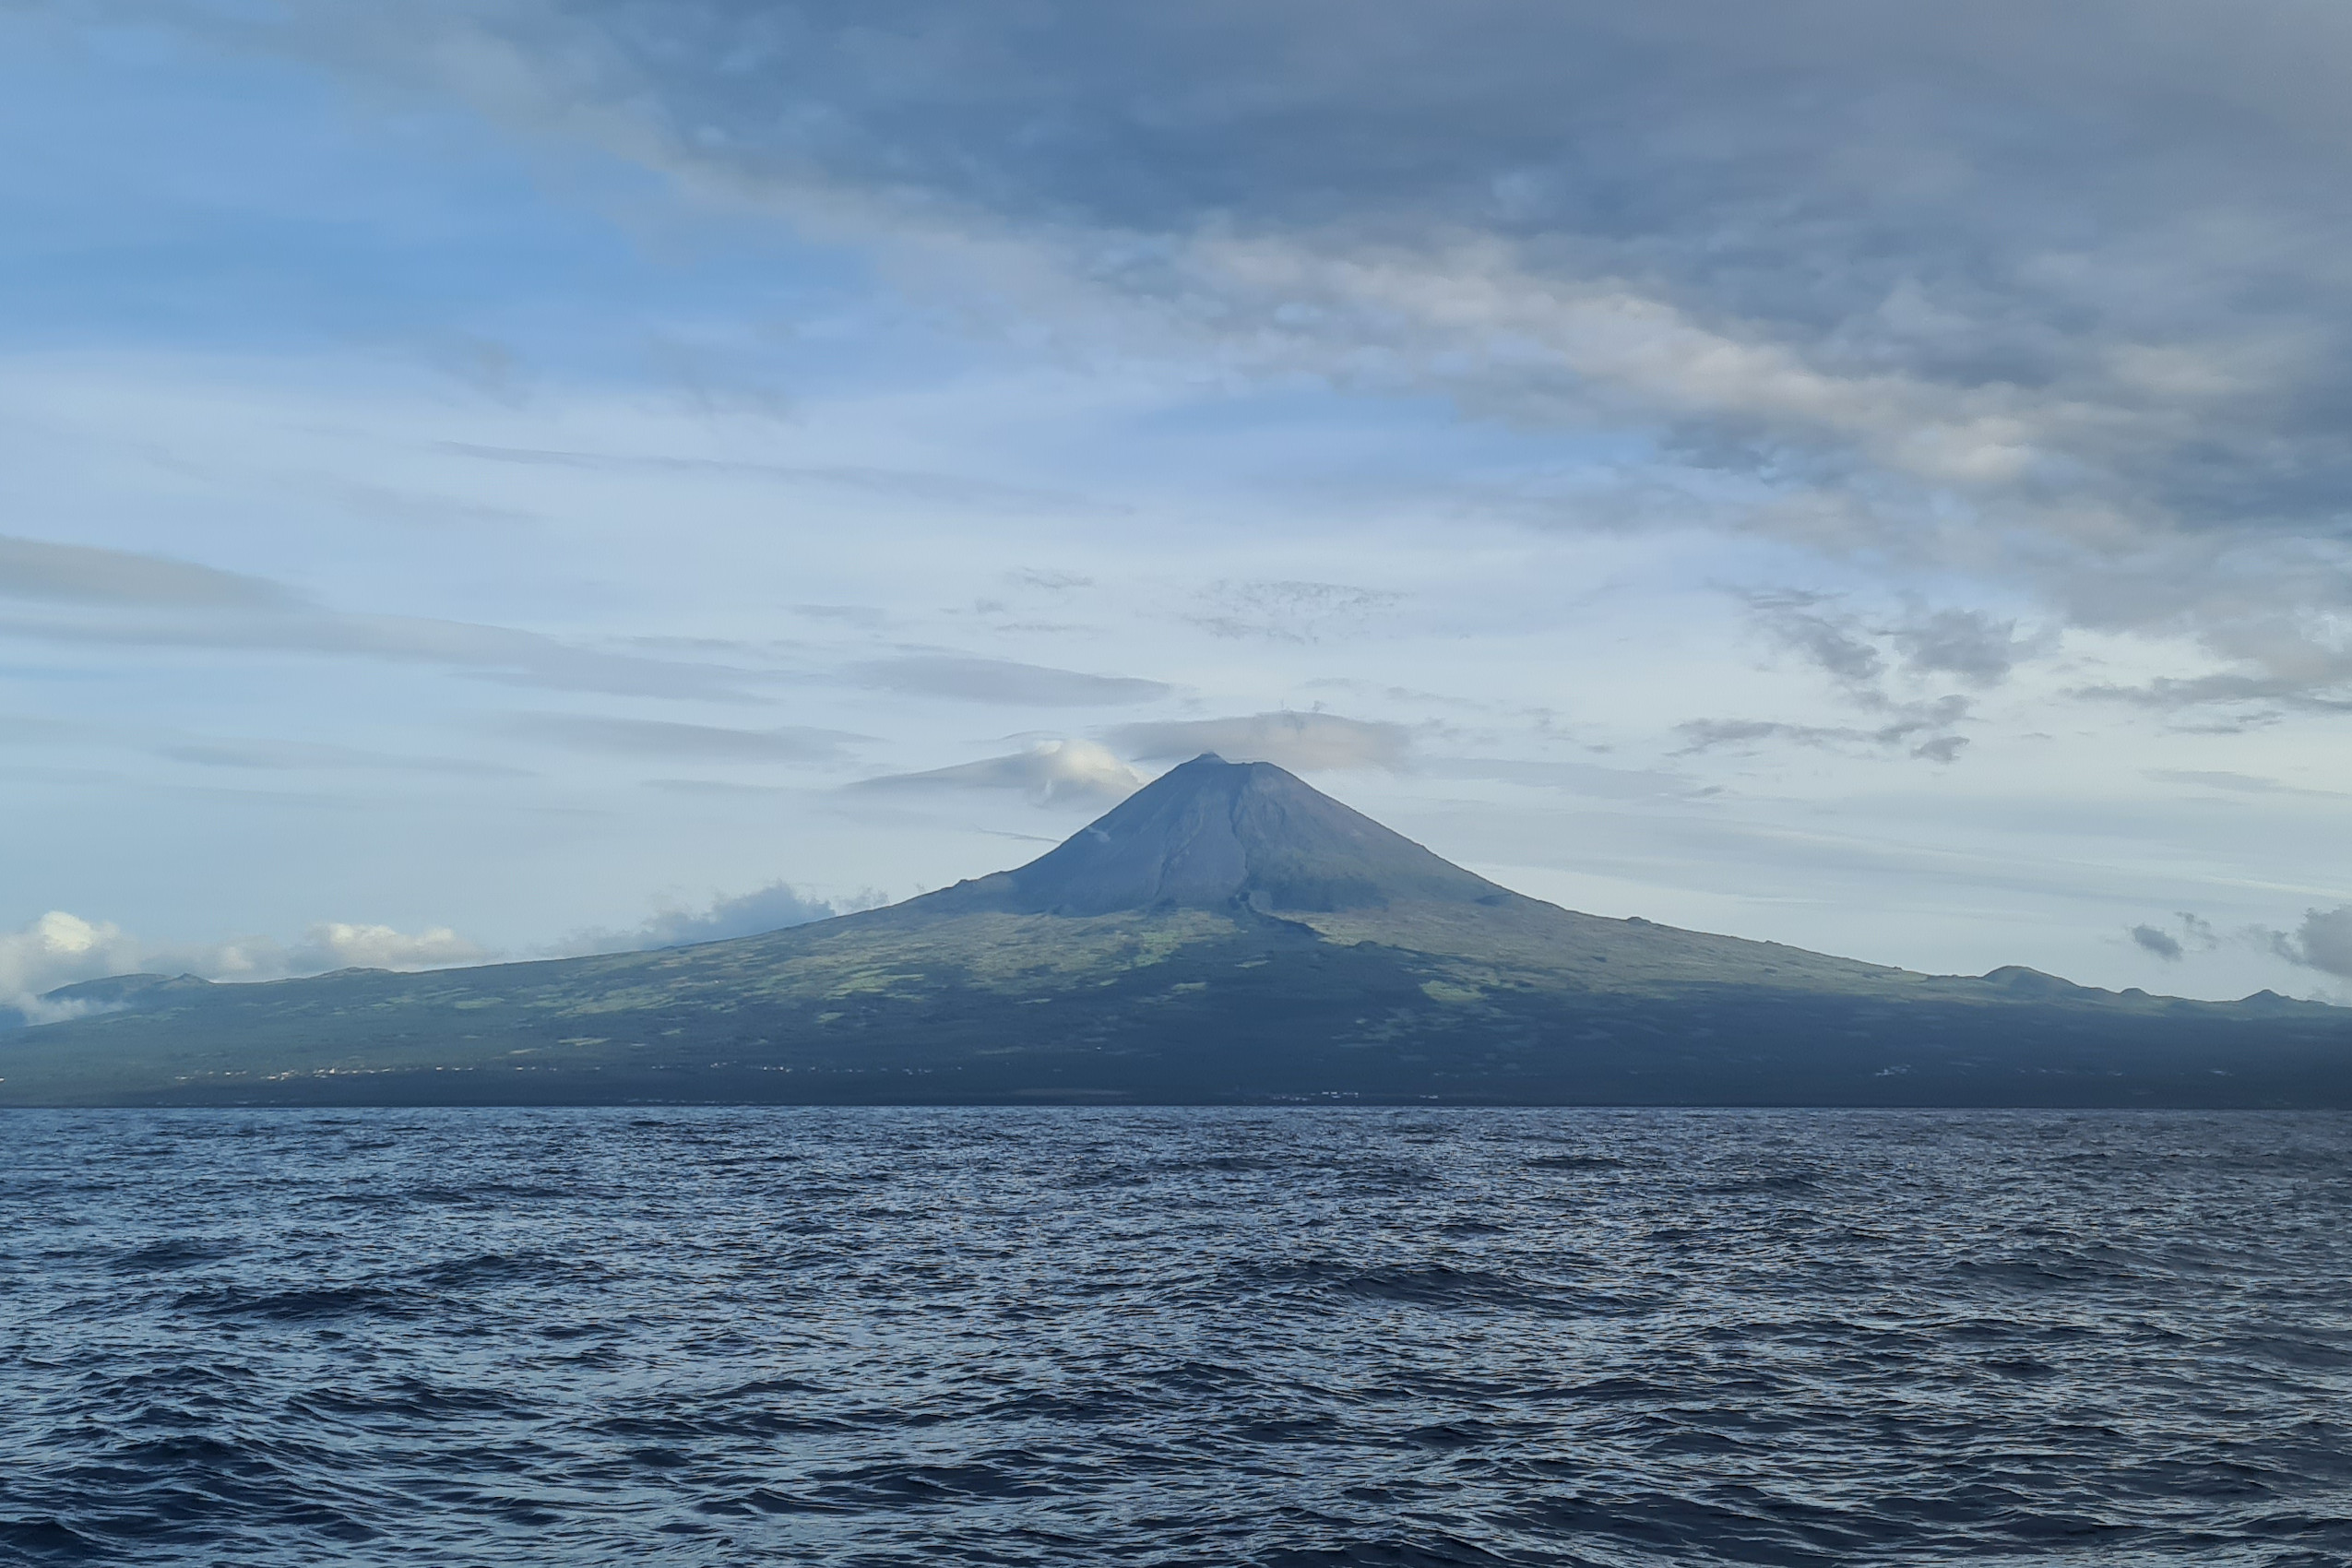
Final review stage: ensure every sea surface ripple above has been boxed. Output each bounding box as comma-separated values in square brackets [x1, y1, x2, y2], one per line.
[4, 1108, 2350, 1566]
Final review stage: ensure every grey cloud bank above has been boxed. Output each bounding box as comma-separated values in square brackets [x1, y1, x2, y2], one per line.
[230, 0, 2352, 706]
[2273, 907, 2352, 981]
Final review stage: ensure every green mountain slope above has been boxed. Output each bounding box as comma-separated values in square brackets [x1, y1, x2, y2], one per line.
[5, 756, 2347, 1107]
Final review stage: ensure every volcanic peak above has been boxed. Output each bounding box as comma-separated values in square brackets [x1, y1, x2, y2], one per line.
[929, 753, 1514, 917]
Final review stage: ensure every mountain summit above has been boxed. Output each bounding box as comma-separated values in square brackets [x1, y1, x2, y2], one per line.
[5, 759, 2347, 1108]
[932, 754, 1511, 917]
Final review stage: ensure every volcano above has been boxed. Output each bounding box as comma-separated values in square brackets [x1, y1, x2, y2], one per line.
[6, 755, 2348, 1107]
[928, 754, 1511, 916]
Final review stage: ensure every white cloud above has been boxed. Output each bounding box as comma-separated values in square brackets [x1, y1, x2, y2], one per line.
[0, 909, 493, 1026]
[282, 922, 489, 973]
[1111, 711, 1412, 772]
[550, 880, 870, 956]
[0, 911, 145, 1024]
[850, 739, 1145, 807]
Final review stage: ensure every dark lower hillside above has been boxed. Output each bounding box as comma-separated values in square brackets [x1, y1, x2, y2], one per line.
[8, 759, 2346, 1109]
[6, 909, 2347, 1108]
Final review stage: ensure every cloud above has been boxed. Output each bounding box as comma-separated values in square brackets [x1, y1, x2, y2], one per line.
[1192, 580, 1402, 643]
[2128, 909, 2263, 968]
[0, 911, 145, 1025]
[157, 738, 527, 777]
[788, 603, 889, 628]
[1752, 594, 2041, 692]
[1419, 755, 1708, 801]
[0, 909, 489, 1026]
[434, 443, 1113, 516]
[0, 535, 291, 610]
[1110, 711, 1412, 771]
[850, 739, 1145, 807]
[550, 880, 867, 956]
[2150, 770, 2287, 795]
[1752, 595, 1885, 687]
[281, 922, 489, 973]
[2, 715, 95, 746]
[2146, 770, 2349, 801]
[0, 549, 772, 699]
[1676, 697, 1971, 762]
[849, 655, 1170, 707]
[1678, 719, 1841, 755]
[2268, 906, 2352, 980]
[187, 0, 2352, 711]
[1009, 569, 1093, 592]
[502, 713, 865, 761]
[1890, 610, 2036, 685]
[2074, 671, 2352, 717]
[1718, 597, 1992, 758]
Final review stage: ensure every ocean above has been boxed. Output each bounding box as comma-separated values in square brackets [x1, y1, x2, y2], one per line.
[4, 1107, 2348, 1566]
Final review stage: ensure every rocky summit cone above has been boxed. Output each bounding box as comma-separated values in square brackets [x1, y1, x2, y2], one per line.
[926, 754, 1515, 917]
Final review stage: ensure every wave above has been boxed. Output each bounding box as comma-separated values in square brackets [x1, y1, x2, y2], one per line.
[7, 1105, 2350, 1566]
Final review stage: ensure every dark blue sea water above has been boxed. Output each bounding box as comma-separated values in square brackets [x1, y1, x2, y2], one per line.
[4, 1109, 2350, 1567]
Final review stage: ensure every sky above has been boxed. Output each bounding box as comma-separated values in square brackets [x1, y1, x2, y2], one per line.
[5, 0, 2351, 1012]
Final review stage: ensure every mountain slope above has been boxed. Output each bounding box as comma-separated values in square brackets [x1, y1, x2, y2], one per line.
[927, 753, 1511, 915]
[4, 755, 2346, 1107]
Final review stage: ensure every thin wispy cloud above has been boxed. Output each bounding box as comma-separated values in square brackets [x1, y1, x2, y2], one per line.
[502, 714, 867, 763]
[1111, 712, 1413, 771]
[849, 656, 1170, 707]
[1675, 699, 1972, 764]
[436, 443, 1116, 516]
[157, 738, 529, 777]
[0, 534, 771, 700]
[850, 740, 1145, 808]
[0, 535, 290, 610]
